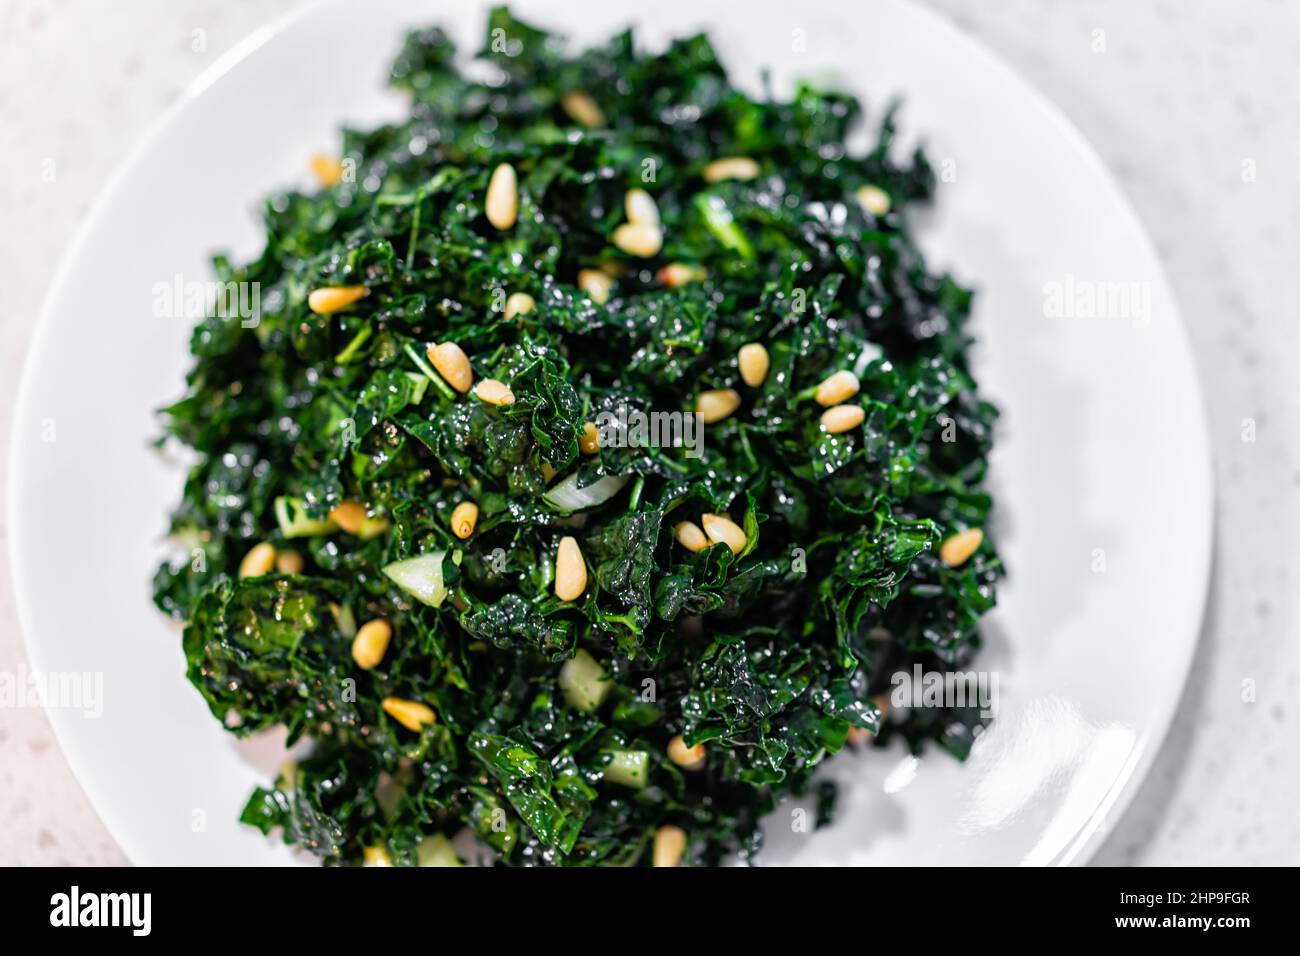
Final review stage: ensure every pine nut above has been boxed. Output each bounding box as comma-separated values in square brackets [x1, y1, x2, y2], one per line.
[939, 528, 983, 567]
[702, 156, 760, 183]
[382, 696, 436, 732]
[657, 263, 705, 288]
[820, 404, 865, 434]
[310, 154, 343, 188]
[554, 535, 588, 602]
[275, 550, 304, 574]
[427, 341, 473, 393]
[624, 188, 660, 227]
[561, 90, 605, 129]
[485, 163, 518, 230]
[612, 223, 663, 258]
[239, 541, 276, 578]
[578, 269, 612, 304]
[363, 846, 393, 867]
[701, 513, 746, 554]
[330, 501, 368, 534]
[473, 378, 515, 405]
[855, 184, 891, 217]
[673, 521, 708, 553]
[815, 370, 860, 406]
[653, 825, 687, 867]
[450, 501, 479, 539]
[504, 292, 535, 320]
[307, 285, 368, 315]
[667, 734, 706, 770]
[352, 618, 392, 670]
[696, 388, 741, 424]
[738, 343, 770, 387]
[579, 422, 600, 454]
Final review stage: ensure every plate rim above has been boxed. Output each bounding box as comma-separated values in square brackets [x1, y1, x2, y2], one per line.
[903, 0, 1214, 863]
[8, 0, 1214, 866]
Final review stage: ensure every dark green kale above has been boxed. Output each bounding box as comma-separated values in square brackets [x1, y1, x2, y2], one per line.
[154, 6, 1002, 866]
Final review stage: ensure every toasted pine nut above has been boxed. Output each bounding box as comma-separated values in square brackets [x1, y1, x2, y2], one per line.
[239, 541, 276, 579]
[625, 188, 660, 227]
[701, 513, 746, 555]
[579, 422, 600, 454]
[485, 163, 518, 230]
[738, 343, 770, 387]
[578, 269, 612, 304]
[427, 341, 473, 393]
[309, 154, 343, 188]
[939, 528, 984, 568]
[308, 285, 368, 315]
[555, 535, 588, 602]
[855, 184, 891, 217]
[696, 388, 741, 424]
[352, 619, 392, 670]
[561, 90, 605, 129]
[815, 370, 860, 406]
[673, 521, 708, 553]
[612, 223, 663, 258]
[450, 501, 479, 539]
[702, 156, 760, 183]
[275, 550, 304, 574]
[820, 404, 865, 434]
[657, 263, 705, 288]
[504, 292, 535, 321]
[653, 825, 687, 867]
[473, 378, 515, 405]
[667, 734, 706, 770]
[363, 846, 393, 867]
[382, 696, 436, 732]
[330, 501, 368, 534]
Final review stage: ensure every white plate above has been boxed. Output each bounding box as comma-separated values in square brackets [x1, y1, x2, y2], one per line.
[9, 0, 1211, 866]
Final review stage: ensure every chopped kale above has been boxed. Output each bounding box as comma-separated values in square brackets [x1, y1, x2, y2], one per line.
[154, 6, 1002, 866]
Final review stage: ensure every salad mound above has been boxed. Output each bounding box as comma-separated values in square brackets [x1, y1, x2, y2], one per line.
[154, 7, 1002, 866]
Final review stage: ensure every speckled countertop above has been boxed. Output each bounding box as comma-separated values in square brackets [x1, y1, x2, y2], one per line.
[1, 0, 1296, 865]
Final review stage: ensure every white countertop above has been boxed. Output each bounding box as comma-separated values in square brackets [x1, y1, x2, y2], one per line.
[1, 0, 1296, 865]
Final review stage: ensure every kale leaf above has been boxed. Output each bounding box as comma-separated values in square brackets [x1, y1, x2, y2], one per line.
[155, 6, 1002, 866]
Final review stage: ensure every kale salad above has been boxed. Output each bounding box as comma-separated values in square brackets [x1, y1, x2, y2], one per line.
[153, 7, 1001, 867]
